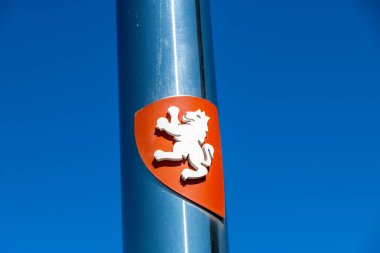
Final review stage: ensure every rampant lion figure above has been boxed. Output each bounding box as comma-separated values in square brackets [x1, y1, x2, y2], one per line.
[154, 106, 214, 181]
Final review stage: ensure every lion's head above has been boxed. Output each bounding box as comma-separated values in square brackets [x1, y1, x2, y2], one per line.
[182, 109, 209, 123]
[182, 109, 210, 141]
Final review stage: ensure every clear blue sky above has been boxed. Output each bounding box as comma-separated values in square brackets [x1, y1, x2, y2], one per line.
[1, 0, 380, 252]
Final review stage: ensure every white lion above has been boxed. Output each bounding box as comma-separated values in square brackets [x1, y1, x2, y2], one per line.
[154, 106, 214, 181]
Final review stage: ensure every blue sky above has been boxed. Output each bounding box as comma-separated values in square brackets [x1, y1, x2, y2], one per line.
[1, 0, 380, 252]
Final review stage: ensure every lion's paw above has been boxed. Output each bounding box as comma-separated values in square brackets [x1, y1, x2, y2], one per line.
[168, 106, 179, 116]
[181, 169, 193, 181]
[154, 150, 164, 161]
[156, 117, 168, 130]
[153, 150, 164, 161]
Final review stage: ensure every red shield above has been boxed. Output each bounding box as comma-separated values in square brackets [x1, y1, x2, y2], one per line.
[134, 96, 225, 218]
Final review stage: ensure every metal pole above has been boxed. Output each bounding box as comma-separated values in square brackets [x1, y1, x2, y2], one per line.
[117, 0, 228, 252]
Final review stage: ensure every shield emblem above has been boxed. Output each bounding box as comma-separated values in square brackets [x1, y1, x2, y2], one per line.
[134, 96, 225, 218]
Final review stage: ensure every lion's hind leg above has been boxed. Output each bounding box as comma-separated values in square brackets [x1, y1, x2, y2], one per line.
[181, 151, 208, 181]
[181, 165, 208, 181]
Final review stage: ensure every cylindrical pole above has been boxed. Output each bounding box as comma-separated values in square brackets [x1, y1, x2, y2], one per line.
[117, 0, 228, 252]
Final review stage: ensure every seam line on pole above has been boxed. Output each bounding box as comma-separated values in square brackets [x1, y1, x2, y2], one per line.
[182, 201, 189, 253]
[195, 0, 206, 99]
[171, 0, 180, 95]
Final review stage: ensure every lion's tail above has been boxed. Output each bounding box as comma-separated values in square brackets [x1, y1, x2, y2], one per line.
[201, 143, 214, 167]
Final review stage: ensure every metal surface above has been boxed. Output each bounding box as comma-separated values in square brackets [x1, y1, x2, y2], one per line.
[117, 0, 228, 252]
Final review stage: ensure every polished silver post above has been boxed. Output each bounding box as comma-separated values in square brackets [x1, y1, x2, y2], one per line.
[117, 0, 228, 252]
